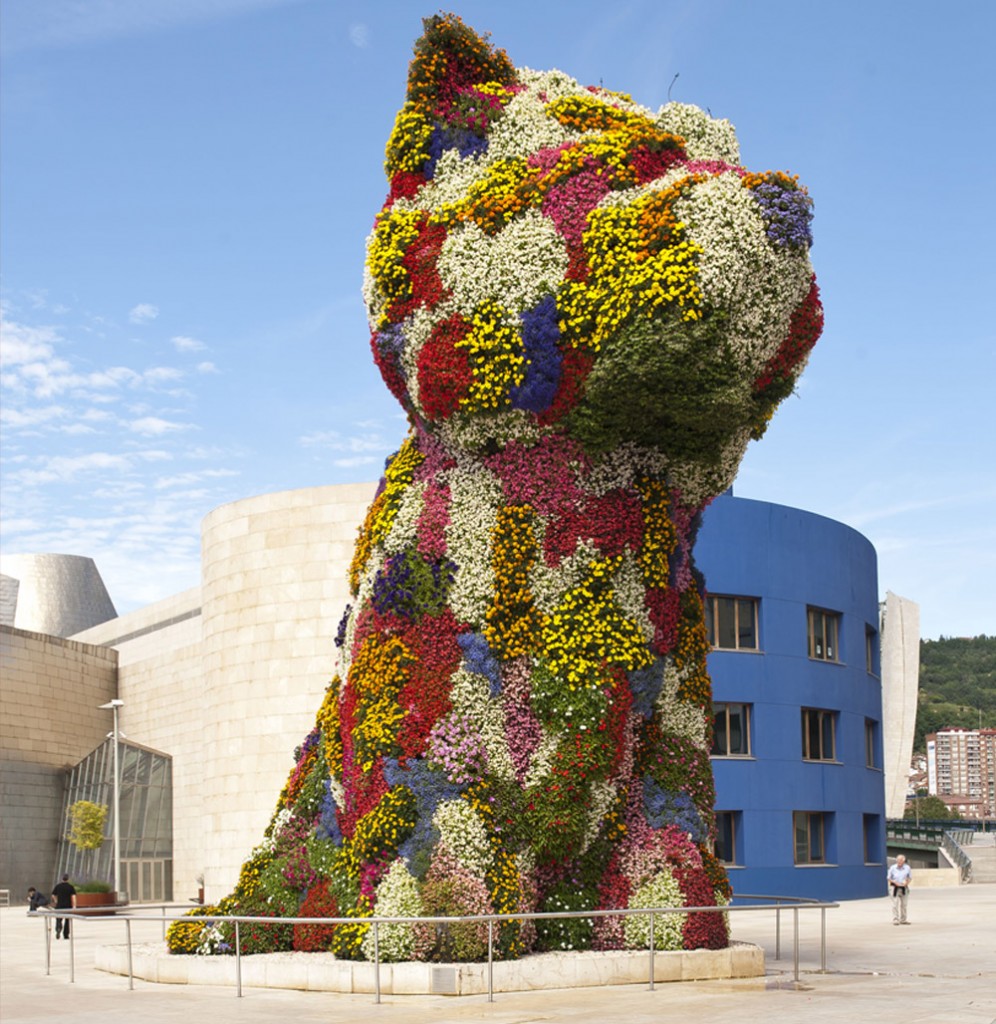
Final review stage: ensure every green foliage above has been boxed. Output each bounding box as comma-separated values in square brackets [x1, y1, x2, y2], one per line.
[66, 800, 108, 850]
[903, 795, 961, 821]
[74, 879, 113, 893]
[566, 314, 748, 464]
[914, 636, 996, 751]
[534, 881, 596, 951]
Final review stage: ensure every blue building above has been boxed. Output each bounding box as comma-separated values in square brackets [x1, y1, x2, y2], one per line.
[695, 491, 886, 901]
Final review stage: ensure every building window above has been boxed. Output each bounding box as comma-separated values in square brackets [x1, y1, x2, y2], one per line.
[865, 625, 878, 675]
[865, 718, 878, 768]
[863, 814, 881, 863]
[715, 811, 740, 865]
[712, 703, 752, 757]
[801, 708, 836, 761]
[807, 606, 840, 662]
[793, 811, 828, 865]
[705, 596, 759, 651]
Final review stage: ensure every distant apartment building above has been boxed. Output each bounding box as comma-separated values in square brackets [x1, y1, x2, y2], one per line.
[926, 728, 996, 817]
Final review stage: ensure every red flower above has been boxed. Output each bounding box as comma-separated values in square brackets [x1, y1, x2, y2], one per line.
[417, 314, 475, 420]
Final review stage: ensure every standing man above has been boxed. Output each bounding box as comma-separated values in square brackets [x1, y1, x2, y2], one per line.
[51, 874, 77, 939]
[887, 854, 912, 925]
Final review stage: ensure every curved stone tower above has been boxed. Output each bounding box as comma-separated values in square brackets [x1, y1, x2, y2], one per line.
[174, 15, 823, 963]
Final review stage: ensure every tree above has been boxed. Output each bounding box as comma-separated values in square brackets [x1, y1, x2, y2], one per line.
[67, 800, 108, 849]
[903, 795, 960, 821]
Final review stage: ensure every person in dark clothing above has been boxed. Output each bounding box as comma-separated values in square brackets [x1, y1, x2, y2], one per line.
[27, 887, 50, 911]
[51, 875, 76, 938]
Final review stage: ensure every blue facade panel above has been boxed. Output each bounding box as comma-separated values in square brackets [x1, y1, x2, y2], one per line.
[696, 493, 887, 901]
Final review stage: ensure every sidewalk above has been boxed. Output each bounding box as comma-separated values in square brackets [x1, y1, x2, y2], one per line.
[2, 885, 994, 1024]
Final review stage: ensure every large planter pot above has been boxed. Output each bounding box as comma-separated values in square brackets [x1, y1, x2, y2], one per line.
[75, 892, 117, 915]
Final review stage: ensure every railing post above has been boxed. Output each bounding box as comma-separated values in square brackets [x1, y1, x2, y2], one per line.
[373, 921, 381, 1005]
[648, 912, 656, 991]
[775, 903, 781, 960]
[235, 921, 242, 998]
[792, 907, 799, 983]
[69, 921, 75, 984]
[44, 916, 51, 976]
[487, 919, 494, 1003]
[126, 917, 134, 990]
[820, 906, 826, 973]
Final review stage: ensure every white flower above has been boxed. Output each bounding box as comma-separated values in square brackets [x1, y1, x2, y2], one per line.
[362, 859, 423, 961]
[438, 210, 568, 315]
[383, 479, 426, 555]
[433, 800, 493, 876]
[624, 868, 686, 950]
[656, 102, 740, 164]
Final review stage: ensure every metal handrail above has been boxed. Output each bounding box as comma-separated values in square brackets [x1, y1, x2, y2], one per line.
[33, 894, 837, 1001]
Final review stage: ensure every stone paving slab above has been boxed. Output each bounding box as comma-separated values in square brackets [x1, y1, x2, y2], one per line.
[2, 886, 994, 1024]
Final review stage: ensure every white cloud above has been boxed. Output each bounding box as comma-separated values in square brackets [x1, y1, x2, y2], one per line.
[16, 451, 133, 485]
[144, 366, 185, 385]
[171, 335, 205, 352]
[299, 429, 386, 453]
[348, 22, 369, 48]
[128, 303, 159, 324]
[0, 318, 61, 368]
[127, 417, 190, 436]
[2, 0, 310, 54]
[0, 404, 68, 428]
[332, 455, 381, 469]
[196, 361, 219, 374]
[154, 468, 240, 489]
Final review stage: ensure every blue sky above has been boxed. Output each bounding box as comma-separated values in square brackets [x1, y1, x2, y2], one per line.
[1, 0, 993, 639]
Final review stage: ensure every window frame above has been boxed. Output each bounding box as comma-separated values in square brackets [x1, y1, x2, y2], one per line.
[793, 810, 828, 865]
[865, 625, 879, 676]
[865, 718, 879, 769]
[807, 606, 841, 662]
[715, 811, 741, 866]
[801, 707, 837, 762]
[705, 595, 760, 652]
[711, 702, 753, 758]
[863, 813, 882, 864]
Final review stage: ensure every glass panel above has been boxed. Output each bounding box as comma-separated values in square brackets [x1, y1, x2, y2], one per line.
[812, 611, 825, 659]
[794, 813, 809, 863]
[704, 599, 715, 645]
[134, 750, 152, 786]
[729, 705, 745, 754]
[821, 713, 834, 759]
[825, 616, 836, 660]
[806, 712, 821, 759]
[737, 600, 756, 648]
[716, 813, 736, 863]
[809, 815, 824, 862]
[712, 706, 728, 755]
[717, 598, 736, 649]
[121, 745, 141, 784]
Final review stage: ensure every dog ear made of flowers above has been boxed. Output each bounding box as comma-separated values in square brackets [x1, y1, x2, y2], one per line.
[194, 14, 821, 962]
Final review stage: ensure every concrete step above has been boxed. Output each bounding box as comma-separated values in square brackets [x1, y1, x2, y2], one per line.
[966, 845, 996, 883]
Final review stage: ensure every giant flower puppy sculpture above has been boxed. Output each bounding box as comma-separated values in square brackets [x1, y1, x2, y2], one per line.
[175, 15, 822, 962]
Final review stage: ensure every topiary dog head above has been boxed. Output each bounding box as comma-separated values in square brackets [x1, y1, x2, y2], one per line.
[365, 15, 822, 504]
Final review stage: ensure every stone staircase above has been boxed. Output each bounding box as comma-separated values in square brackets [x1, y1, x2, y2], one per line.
[964, 833, 996, 883]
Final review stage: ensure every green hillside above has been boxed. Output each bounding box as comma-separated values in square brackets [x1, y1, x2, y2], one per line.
[914, 635, 996, 751]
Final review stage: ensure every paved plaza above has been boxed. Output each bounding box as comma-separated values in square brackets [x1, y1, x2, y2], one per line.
[2, 885, 994, 1024]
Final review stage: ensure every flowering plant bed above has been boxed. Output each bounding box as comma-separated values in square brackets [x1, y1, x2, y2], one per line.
[169, 13, 820, 962]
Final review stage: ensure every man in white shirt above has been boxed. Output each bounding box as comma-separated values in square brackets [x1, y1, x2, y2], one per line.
[887, 854, 912, 924]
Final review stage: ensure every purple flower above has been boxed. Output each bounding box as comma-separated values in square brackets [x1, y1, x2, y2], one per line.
[751, 181, 813, 250]
[511, 295, 562, 413]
